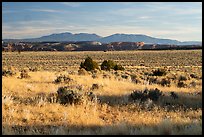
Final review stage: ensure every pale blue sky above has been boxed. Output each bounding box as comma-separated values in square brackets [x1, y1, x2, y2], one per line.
[2, 2, 202, 41]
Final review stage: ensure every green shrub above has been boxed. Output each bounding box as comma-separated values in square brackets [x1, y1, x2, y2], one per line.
[113, 64, 125, 71]
[80, 56, 99, 71]
[100, 60, 125, 71]
[101, 60, 116, 71]
[152, 68, 167, 76]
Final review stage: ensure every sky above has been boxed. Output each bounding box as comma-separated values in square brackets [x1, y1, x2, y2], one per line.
[2, 2, 202, 41]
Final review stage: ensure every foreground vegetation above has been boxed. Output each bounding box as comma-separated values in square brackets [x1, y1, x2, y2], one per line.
[2, 50, 202, 135]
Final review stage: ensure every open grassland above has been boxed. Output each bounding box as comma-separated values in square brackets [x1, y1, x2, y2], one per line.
[2, 50, 202, 135]
[2, 50, 202, 71]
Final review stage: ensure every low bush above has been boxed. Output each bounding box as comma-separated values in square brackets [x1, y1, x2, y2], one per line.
[130, 90, 148, 101]
[190, 81, 196, 87]
[57, 86, 98, 105]
[84, 91, 98, 102]
[2, 69, 16, 77]
[190, 73, 198, 79]
[166, 73, 177, 80]
[101, 60, 125, 71]
[114, 64, 125, 71]
[121, 74, 129, 79]
[130, 88, 163, 102]
[178, 75, 188, 81]
[160, 78, 171, 87]
[80, 56, 99, 71]
[29, 67, 40, 72]
[57, 87, 83, 105]
[152, 68, 167, 76]
[19, 70, 30, 79]
[148, 88, 163, 101]
[92, 73, 98, 79]
[54, 74, 73, 84]
[91, 83, 100, 90]
[147, 77, 157, 84]
[101, 60, 115, 71]
[177, 81, 187, 88]
[130, 74, 140, 84]
[170, 92, 179, 99]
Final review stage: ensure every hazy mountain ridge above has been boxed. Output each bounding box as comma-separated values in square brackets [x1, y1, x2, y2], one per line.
[98, 33, 182, 45]
[3, 32, 202, 45]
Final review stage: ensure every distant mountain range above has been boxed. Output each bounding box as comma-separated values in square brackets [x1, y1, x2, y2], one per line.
[3, 32, 202, 45]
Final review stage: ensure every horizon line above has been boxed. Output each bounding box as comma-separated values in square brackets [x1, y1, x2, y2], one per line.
[2, 31, 202, 42]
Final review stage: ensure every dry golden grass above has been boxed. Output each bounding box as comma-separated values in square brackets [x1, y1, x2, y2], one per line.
[2, 50, 202, 135]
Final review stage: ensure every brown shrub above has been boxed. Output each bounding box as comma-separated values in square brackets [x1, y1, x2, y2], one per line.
[19, 70, 30, 79]
[91, 84, 100, 90]
[54, 74, 73, 84]
[177, 81, 187, 88]
[160, 78, 171, 87]
[178, 75, 188, 81]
